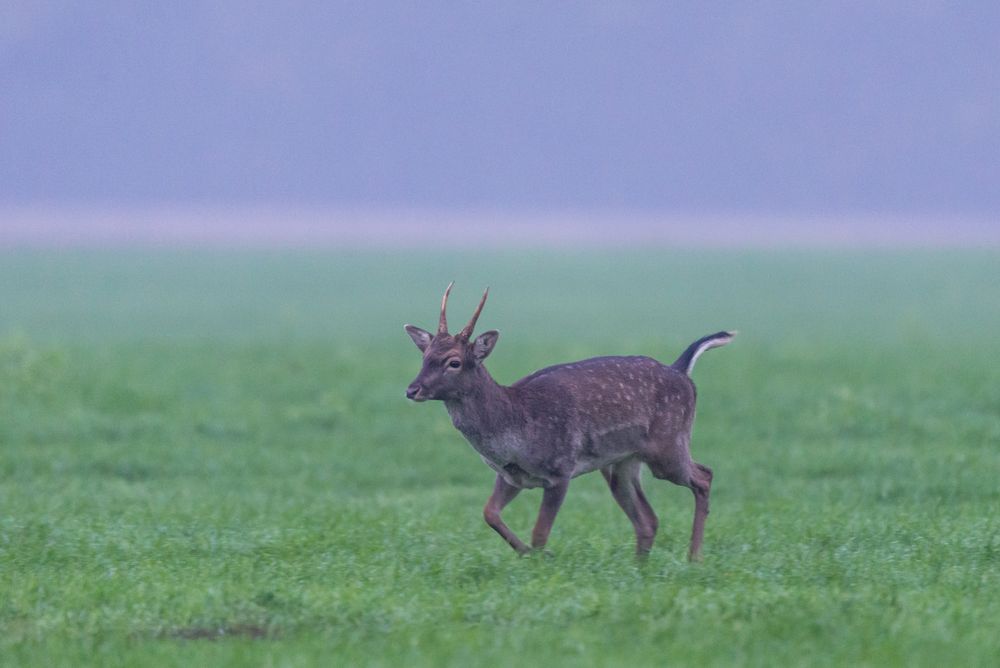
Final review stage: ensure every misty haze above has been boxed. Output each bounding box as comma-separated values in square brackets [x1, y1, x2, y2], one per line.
[2, 2, 998, 242]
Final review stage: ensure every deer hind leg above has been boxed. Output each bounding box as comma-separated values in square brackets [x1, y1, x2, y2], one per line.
[644, 436, 713, 561]
[483, 474, 529, 554]
[686, 462, 713, 561]
[602, 458, 659, 556]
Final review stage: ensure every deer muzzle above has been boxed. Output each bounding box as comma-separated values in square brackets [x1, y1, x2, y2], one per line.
[405, 382, 427, 402]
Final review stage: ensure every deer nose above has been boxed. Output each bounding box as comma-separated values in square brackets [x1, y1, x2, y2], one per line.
[406, 383, 422, 400]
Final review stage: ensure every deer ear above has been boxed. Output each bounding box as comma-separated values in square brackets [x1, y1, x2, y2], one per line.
[404, 325, 433, 352]
[473, 330, 499, 361]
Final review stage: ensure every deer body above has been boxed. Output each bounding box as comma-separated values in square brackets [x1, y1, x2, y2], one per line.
[446, 356, 694, 489]
[405, 284, 734, 559]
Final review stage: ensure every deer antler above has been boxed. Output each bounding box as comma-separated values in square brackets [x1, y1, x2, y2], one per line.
[438, 281, 454, 334]
[459, 287, 489, 340]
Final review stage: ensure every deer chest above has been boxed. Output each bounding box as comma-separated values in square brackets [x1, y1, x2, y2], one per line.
[470, 430, 526, 468]
[469, 430, 551, 489]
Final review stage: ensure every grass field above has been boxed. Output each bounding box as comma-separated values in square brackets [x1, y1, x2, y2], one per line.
[1, 248, 999, 666]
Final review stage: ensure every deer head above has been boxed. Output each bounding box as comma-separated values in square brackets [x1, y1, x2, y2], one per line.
[404, 282, 499, 401]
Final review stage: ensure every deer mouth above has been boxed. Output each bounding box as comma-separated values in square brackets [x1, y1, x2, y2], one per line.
[406, 384, 429, 402]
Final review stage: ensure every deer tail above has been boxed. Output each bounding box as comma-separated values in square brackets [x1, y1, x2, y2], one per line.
[672, 331, 737, 375]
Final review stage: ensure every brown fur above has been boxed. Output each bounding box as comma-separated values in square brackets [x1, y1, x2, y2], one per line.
[405, 286, 734, 559]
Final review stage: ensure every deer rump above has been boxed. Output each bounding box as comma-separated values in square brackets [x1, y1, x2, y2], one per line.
[405, 283, 734, 560]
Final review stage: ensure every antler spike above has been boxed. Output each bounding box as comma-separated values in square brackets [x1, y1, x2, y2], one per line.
[459, 287, 489, 339]
[438, 281, 454, 334]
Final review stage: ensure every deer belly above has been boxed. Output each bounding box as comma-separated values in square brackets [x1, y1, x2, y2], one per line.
[570, 425, 647, 477]
[479, 457, 550, 489]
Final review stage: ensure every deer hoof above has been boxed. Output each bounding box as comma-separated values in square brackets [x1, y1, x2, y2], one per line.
[522, 547, 554, 559]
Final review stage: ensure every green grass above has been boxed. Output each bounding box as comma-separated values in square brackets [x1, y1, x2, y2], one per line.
[1, 249, 999, 666]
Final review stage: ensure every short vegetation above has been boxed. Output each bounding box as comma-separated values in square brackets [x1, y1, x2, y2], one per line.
[1, 249, 998, 666]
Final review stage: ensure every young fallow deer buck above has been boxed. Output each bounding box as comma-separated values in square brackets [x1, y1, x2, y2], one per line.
[404, 284, 735, 560]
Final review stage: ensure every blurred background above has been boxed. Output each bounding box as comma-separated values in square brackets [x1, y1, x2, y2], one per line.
[1, 1, 998, 246]
[3, 7, 1000, 659]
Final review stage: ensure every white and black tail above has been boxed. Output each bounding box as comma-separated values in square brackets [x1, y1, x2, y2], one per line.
[672, 331, 737, 375]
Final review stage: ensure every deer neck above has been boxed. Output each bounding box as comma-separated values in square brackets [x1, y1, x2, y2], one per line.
[444, 366, 516, 442]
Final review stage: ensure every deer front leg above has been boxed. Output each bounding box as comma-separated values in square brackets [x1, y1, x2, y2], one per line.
[530, 478, 570, 550]
[483, 474, 530, 554]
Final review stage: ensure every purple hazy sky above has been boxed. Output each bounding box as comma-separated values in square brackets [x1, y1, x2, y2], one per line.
[2, 2, 999, 218]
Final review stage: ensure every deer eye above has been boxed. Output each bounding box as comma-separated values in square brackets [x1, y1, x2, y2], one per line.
[447, 358, 462, 369]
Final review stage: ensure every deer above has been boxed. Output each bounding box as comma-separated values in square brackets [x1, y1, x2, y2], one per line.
[404, 283, 735, 560]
